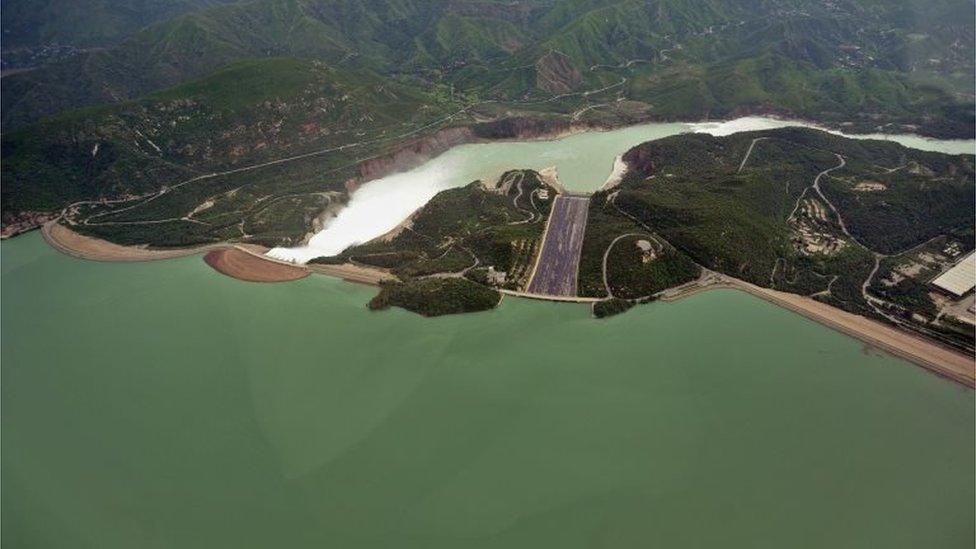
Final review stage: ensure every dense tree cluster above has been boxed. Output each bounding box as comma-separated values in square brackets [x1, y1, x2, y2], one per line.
[368, 278, 501, 317]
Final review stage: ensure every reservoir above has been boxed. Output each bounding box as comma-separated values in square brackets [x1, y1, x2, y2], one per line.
[269, 117, 976, 263]
[3, 231, 973, 548]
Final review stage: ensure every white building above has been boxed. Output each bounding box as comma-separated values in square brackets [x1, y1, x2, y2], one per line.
[931, 251, 976, 297]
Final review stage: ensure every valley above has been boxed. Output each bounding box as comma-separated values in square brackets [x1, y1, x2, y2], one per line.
[382, 128, 972, 383]
[4, 0, 976, 249]
[3, 2, 975, 547]
[33, 118, 975, 385]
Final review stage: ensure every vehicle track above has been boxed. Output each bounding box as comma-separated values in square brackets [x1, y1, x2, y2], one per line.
[602, 232, 652, 298]
[737, 137, 767, 173]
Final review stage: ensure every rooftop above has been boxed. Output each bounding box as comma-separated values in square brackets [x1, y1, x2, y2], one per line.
[931, 251, 976, 297]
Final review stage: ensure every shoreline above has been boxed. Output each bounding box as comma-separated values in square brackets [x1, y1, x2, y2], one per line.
[41, 221, 243, 262]
[9, 112, 971, 242]
[476, 112, 976, 150]
[40, 222, 973, 388]
[204, 247, 310, 283]
[745, 285, 975, 388]
[307, 263, 392, 286]
[661, 274, 974, 388]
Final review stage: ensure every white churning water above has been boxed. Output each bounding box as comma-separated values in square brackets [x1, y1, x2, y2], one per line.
[268, 116, 976, 264]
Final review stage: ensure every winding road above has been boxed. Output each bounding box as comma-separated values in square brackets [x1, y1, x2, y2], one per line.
[787, 154, 846, 223]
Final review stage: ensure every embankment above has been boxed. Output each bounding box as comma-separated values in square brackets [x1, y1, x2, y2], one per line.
[44, 221, 310, 283]
[203, 247, 310, 283]
[659, 273, 975, 388]
[740, 282, 975, 388]
[42, 222, 232, 262]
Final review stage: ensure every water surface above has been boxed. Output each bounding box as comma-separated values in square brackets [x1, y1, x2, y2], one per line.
[270, 117, 976, 263]
[3, 232, 973, 548]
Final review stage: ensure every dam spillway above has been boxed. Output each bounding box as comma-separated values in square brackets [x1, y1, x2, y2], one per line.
[526, 195, 591, 297]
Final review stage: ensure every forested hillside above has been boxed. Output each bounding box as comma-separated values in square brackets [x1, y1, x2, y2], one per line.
[4, 0, 973, 130]
[0, 0, 240, 70]
[608, 127, 974, 347]
[2, 0, 974, 242]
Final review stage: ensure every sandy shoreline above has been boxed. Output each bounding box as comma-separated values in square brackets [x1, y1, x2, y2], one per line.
[38, 222, 974, 387]
[307, 263, 392, 286]
[660, 274, 974, 388]
[745, 286, 974, 388]
[43, 221, 391, 286]
[41, 221, 269, 261]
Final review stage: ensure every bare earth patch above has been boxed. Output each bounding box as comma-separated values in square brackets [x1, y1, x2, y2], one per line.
[307, 263, 392, 286]
[854, 180, 887, 192]
[204, 248, 310, 283]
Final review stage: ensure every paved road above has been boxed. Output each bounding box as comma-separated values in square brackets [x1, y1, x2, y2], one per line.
[527, 195, 590, 296]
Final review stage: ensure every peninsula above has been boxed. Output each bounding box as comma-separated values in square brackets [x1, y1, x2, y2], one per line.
[40, 126, 976, 386]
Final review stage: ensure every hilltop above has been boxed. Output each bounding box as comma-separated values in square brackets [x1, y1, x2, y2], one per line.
[0, 0, 238, 70]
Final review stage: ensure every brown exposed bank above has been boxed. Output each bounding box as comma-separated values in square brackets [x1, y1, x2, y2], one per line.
[203, 248, 310, 283]
[43, 221, 388, 285]
[44, 221, 308, 283]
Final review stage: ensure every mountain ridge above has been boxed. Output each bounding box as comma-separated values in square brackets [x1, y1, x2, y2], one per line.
[4, 0, 973, 131]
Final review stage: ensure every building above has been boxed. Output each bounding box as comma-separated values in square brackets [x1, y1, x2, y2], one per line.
[635, 239, 656, 263]
[486, 266, 507, 286]
[931, 251, 976, 297]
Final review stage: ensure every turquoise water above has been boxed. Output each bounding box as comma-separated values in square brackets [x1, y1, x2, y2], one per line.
[271, 117, 976, 262]
[3, 232, 973, 548]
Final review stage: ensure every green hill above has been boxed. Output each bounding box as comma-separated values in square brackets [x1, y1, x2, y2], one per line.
[1, 57, 458, 244]
[4, 0, 973, 132]
[2, 0, 974, 244]
[589, 126, 974, 348]
[610, 127, 973, 330]
[0, 0, 239, 50]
